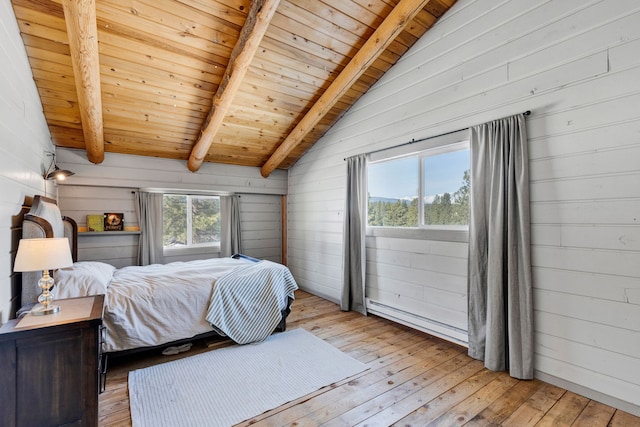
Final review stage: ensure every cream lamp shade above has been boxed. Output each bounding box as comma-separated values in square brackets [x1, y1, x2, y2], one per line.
[14, 238, 73, 272]
[14, 238, 74, 315]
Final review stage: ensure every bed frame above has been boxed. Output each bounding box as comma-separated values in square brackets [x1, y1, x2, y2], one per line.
[19, 195, 293, 390]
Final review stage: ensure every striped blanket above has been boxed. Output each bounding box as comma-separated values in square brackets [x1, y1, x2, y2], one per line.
[205, 260, 298, 344]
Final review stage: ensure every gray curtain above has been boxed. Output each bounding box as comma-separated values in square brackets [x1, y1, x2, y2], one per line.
[220, 195, 242, 257]
[341, 155, 367, 315]
[467, 113, 533, 379]
[136, 191, 164, 266]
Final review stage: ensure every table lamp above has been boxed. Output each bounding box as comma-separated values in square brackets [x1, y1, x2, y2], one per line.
[14, 237, 74, 315]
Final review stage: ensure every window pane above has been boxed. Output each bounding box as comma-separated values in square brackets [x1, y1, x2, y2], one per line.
[163, 195, 187, 246]
[367, 156, 419, 227]
[423, 149, 470, 225]
[191, 196, 220, 244]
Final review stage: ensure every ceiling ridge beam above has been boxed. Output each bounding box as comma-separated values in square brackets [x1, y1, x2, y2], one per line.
[260, 0, 435, 178]
[187, 0, 281, 172]
[62, 0, 104, 164]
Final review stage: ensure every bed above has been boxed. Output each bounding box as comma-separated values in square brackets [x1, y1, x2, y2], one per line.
[19, 196, 298, 356]
[53, 256, 297, 353]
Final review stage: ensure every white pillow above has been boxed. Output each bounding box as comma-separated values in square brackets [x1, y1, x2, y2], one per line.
[54, 261, 116, 299]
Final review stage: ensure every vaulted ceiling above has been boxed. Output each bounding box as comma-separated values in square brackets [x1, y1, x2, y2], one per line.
[11, 0, 455, 177]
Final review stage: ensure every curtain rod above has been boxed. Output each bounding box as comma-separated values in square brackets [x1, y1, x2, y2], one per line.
[134, 187, 233, 196]
[344, 110, 531, 161]
[131, 189, 286, 197]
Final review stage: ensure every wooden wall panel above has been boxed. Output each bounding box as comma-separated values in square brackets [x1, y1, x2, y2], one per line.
[55, 148, 287, 194]
[77, 234, 139, 268]
[0, 2, 53, 323]
[287, 0, 640, 416]
[57, 185, 138, 267]
[55, 150, 286, 267]
[238, 194, 282, 263]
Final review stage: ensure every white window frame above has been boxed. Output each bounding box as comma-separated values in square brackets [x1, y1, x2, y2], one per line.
[162, 194, 222, 256]
[366, 129, 470, 242]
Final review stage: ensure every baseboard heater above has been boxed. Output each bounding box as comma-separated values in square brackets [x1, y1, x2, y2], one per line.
[366, 298, 469, 348]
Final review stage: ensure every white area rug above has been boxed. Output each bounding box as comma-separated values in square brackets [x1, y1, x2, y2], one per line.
[128, 328, 368, 427]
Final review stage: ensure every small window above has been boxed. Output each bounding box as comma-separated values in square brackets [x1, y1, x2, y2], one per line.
[367, 141, 469, 229]
[163, 195, 221, 248]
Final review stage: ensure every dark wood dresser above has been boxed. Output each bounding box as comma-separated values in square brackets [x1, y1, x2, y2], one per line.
[0, 295, 104, 427]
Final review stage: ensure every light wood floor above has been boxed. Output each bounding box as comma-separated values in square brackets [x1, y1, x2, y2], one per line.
[99, 290, 639, 426]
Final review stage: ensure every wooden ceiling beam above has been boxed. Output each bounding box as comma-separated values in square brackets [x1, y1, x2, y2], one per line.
[187, 0, 281, 172]
[61, 0, 104, 164]
[260, 0, 434, 178]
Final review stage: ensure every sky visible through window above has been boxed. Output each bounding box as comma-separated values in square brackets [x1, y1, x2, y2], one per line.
[368, 149, 469, 201]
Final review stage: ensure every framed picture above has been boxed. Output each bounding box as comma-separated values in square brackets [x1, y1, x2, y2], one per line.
[104, 213, 124, 231]
[86, 214, 104, 232]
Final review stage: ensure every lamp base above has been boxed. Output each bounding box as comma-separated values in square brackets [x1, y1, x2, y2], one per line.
[31, 303, 60, 316]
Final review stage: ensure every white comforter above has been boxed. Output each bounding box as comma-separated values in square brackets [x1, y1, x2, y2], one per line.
[55, 257, 257, 352]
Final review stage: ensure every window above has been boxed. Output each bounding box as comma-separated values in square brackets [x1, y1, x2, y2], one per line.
[162, 195, 221, 249]
[367, 139, 469, 229]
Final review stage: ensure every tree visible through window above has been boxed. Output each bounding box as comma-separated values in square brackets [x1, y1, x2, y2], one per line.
[367, 144, 469, 228]
[367, 156, 418, 227]
[423, 150, 470, 226]
[163, 195, 221, 248]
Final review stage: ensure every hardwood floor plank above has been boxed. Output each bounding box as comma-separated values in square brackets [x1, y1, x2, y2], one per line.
[418, 374, 519, 426]
[246, 339, 460, 426]
[500, 383, 566, 427]
[393, 368, 502, 425]
[325, 319, 399, 348]
[97, 290, 638, 427]
[571, 399, 616, 426]
[290, 310, 361, 333]
[339, 358, 485, 426]
[463, 379, 543, 426]
[282, 347, 466, 426]
[345, 330, 440, 364]
[536, 391, 590, 427]
[99, 410, 131, 427]
[608, 409, 640, 426]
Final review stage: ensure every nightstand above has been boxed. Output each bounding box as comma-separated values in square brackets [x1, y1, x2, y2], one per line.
[0, 295, 104, 427]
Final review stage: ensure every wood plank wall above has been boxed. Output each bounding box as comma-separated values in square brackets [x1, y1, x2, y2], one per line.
[57, 186, 282, 267]
[0, 2, 53, 323]
[287, 0, 640, 417]
[55, 148, 286, 267]
[57, 185, 139, 268]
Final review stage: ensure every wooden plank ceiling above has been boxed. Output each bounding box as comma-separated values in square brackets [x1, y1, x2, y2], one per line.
[12, 0, 455, 177]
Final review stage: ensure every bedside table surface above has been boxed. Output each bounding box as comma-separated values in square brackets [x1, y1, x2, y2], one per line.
[0, 295, 104, 336]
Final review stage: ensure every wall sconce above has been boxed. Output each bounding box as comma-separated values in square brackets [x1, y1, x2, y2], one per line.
[46, 165, 75, 180]
[44, 152, 74, 181]
[14, 238, 74, 315]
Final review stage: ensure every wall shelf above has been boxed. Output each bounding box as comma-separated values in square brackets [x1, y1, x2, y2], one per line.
[79, 231, 140, 236]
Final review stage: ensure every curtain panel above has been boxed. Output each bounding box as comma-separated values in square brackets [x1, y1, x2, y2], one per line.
[467, 113, 534, 379]
[221, 195, 242, 257]
[341, 155, 367, 315]
[135, 191, 164, 266]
